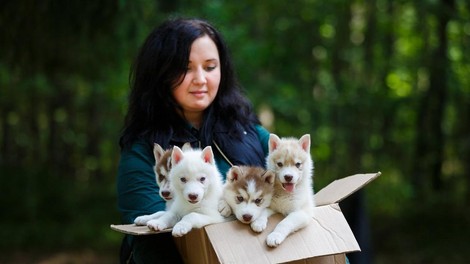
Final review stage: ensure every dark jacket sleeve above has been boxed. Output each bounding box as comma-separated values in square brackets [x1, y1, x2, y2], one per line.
[117, 139, 166, 224]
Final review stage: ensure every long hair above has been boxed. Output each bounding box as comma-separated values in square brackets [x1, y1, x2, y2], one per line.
[119, 18, 259, 149]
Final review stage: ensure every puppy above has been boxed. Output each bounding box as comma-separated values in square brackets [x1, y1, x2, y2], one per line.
[154, 142, 192, 202]
[146, 146, 225, 237]
[134, 143, 190, 225]
[219, 165, 275, 232]
[154, 143, 174, 201]
[265, 133, 315, 247]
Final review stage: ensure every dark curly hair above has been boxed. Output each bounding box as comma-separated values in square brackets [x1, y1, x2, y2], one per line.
[119, 18, 259, 149]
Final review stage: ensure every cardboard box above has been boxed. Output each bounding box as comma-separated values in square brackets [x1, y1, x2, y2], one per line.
[111, 172, 381, 263]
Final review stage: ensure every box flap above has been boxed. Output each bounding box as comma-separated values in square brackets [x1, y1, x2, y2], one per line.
[314, 172, 381, 206]
[110, 224, 171, 235]
[110, 216, 236, 235]
[204, 204, 360, 264]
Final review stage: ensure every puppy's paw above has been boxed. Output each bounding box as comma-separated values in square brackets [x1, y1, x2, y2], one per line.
[266, 232, 285, 247]
[134, 215, 153, 226]
[146, 219, 168, 231]
[218, 199, 232, 217]
[172, 221, 192, 237]
[250, 217, 267, 233]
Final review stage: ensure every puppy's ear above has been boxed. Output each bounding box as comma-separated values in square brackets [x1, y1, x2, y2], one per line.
[298, 134, 311, 153]
[268, 134, 281, 153]
[227, 166, 242, 182]
[201, 146, 215, 164]
[153, 143, 165, 163]
[171, 146, 184, 166]
[182, 142, 192, 151]
[263, 170, 275, 185]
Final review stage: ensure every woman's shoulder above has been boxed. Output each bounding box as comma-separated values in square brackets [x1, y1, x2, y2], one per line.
[120, 138, 153, 163]
[254, 124, 270, 143]
[254, 124, 270, 137]
[254, 124, 270, 156]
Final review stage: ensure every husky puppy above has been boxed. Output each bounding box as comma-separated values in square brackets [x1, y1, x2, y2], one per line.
[154, 143, 175, 202]
[134, 143, 191, 225]
[219, 166, 275, 232]
[146, 146, 225, 237]
[154, 143, 192, 201]
[265, 133, 315, 247]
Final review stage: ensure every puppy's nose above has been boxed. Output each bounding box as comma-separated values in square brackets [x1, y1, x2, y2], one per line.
[188, 194, 198, 201]
[242, 214, 252, 222]
[284, 175, 293, 182]
[161, 191, 170, 198]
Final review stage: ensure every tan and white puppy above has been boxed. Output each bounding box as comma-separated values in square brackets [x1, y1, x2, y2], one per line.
[146, 146, 225, 237]
[266, 133, 315, 247]
[154, 142, 192, 201]
[154, 143, 174, 202]
[134, 143, 191, 226]
[219, 166, 275, 232]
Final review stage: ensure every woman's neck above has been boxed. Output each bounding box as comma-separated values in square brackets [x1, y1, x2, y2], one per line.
[179, 111, 202, 129]
[189, 119, 201, 129]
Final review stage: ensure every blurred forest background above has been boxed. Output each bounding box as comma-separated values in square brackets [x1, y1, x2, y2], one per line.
[1, 0, 469, 263]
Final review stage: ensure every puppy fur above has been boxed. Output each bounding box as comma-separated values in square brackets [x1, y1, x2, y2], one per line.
[154, 143, 174, 202]
[219, 165, 275, 232]
[265, 133, 315, 247]
[134, 143, 192, 226]
[134, 144, 173, 225]
[146, 146, 225, 237]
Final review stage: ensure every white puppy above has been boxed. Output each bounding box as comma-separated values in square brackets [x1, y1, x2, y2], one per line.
[134, 143, 192, 226]
[146, 146, 225, 237]
[265, 134, 315, 247]
[219, 165, 275, 232]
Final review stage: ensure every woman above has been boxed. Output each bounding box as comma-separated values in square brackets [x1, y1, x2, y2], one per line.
[117, 18, 270, 263]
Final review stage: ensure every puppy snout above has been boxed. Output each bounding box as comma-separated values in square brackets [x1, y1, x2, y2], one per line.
[284, 175, 293, 182]
[161, 191, 171, 198]
[242, 214, 253, 222]
[188, 193, 198, 201]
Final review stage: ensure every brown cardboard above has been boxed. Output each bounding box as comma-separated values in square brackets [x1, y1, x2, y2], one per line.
[110, 172, 381, 263]
[173, 228, 220, 263]
[204, 205, 357, 264]
[314, 172, 381, 206]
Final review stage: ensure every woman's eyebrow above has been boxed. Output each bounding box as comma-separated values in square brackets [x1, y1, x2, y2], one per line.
[188, 58, 219, 63]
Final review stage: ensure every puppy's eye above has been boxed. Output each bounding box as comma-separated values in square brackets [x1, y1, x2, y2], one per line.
[158, 175, 165, 183]
[236, 196, 244, 203]
[254, 198, 262, 205]
[295, 162, 301, 168]
[180, 177, 187, 183]
[277, 162, 283, 167]
[200, 177, 206, 183]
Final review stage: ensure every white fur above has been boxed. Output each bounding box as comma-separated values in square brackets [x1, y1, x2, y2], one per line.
[146, 146, 224, 237]
[134, 143, 194, 226]
[265, 134, 315, 247]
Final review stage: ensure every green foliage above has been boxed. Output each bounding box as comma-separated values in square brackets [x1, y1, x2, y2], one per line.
[1, 0, 469, 262]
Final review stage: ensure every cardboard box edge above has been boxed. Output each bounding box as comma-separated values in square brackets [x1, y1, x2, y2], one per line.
[315, 172, 381, 206]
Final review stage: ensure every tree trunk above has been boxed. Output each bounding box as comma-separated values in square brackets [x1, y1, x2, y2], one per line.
[412, 0, 454, 198]
[330, 2, 352, 175]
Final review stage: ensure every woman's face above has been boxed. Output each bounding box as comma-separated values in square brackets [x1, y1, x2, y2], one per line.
[172, 35, 221, 127]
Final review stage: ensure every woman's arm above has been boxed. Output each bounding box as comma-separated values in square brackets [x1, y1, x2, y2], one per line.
[117, 139, 166, 224]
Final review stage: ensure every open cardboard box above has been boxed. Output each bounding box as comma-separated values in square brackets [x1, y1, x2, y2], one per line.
[111, 172, 381, 264]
